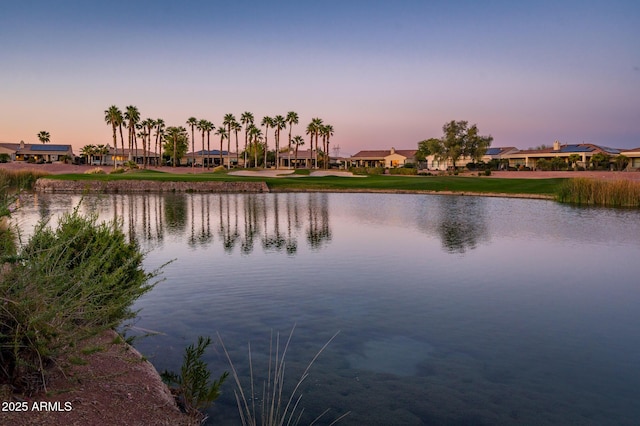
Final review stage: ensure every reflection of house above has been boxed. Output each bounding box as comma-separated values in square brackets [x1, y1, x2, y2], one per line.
[0, 141, 74, 162]
[348, 148, 417, 168]
[621, 147, 640, 169]
[504, 141, 620, 168]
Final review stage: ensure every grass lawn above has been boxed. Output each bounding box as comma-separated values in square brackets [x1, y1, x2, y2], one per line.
[46, 170, 565, 195]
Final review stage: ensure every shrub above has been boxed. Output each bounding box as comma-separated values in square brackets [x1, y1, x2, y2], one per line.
[110, 167, 126, 174]
[0, 154, 10, 163]
[162, 336, 229, 421]
[0, 208, 158, 393]
[85, 167, 106, 175]
[484, 169, 492, 176]
[389, 167, 417, 175]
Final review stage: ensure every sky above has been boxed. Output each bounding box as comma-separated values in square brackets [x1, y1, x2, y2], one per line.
[1, 0, 639, 155]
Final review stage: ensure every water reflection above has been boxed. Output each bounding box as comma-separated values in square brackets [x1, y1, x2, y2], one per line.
[436, 196, 489, 253]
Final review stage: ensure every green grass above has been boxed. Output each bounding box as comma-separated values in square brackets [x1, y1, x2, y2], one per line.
[46, 170, 565, 195]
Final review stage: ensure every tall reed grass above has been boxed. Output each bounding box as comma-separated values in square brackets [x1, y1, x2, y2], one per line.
[556, 178, 640, 207]
[0, 168, 49, 190]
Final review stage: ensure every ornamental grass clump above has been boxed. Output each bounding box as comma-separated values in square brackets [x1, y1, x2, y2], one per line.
[218, 326, 349, 426]
[0, 169, 49, 190]
[556, 178, 640, 207]
[0, 207, 160, 394]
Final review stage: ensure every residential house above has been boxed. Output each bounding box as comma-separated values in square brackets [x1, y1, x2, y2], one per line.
[349, 148, 417, 168]
[185, 150, 239, 168]
[504, 141, 620, 169]
[620, 147, 640, 169]
[1, 141, 74, 163]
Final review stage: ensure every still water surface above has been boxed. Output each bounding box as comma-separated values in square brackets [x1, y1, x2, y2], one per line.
[13, 192, 640, 425]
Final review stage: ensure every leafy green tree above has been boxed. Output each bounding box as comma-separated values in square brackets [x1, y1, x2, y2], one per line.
[614, 154, 629, 171]
[464, 124, 493, 164]
[164, 126, 189, 167]
[590, 152, 611, 170]
[568, 154, 581, 170]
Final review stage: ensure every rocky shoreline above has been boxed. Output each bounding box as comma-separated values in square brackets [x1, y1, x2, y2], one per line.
[34, 178, 269, 193]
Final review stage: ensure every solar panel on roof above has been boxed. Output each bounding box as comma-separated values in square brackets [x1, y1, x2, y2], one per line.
[30, 145, 70, 152]
[559, 145, 593, 153]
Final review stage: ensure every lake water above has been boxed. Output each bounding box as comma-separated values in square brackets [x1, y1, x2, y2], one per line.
[12, 192, 640, 425]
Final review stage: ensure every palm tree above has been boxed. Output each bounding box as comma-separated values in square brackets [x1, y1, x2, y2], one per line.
[125, 106, 140, 163]
[105, 105, 122, 167]
[117, 111, 125, 167]
[248, 125, 262, 167]
[96, 144, 109, 165]
[197, 119, 207, 169]
[140, 118, 155, 169]
[292, 135, 304, 169]
[80, 144, 96, 165]
[286, 111, 299, 169]
[203, 121, 215, 169]
[223, 114, 237, 169]
[233, 121, 242, 168]
[240, 112, 254, 168]
[273, 115, 286, 169]
[261, 116, 274, 168]
[320, 124, 334, 169]
[37, 130, 50, 145]
[154, 119, 165, 167]
[305, 122, 315, 169]
[311, 118, 324, 169]
[216, 127, 228, 168]
[186, 117, 198, 169]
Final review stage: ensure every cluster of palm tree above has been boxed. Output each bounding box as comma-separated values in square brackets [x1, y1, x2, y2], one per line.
[80, 144, 110, 165]
[104, 105, 165, 169]
[104, 106, 334, 170]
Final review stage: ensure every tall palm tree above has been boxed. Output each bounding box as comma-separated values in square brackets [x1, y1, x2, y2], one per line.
[233, 121, 242, 168]
[154, 119, 165, 167]
[124, 106, 140, 163]
[305, 122, 315, 169]
[286, 111, 299, 169]
[105, 105, 121, 167]
[203, 121, 215, 170]
[223, 114, 237, 169]
[140, 118, 155, 169]
[216, 127, 228, 168]
[248, 125, 262, 167]
[197, 119, 207, 169]
[117, 111, 125, 167]
[240, 112, 254, 168]
[37, 131, 50, 144]
[186, 117, 198, 169]
[311, 118, 324, 169]
[292, 135, 304, 169]
[261, 116, 274, 168]
[273, 115, 286, 169]
[322, 124, 334, 169]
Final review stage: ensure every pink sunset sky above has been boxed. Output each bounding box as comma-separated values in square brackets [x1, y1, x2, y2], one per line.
[1, 1, 639, 156]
